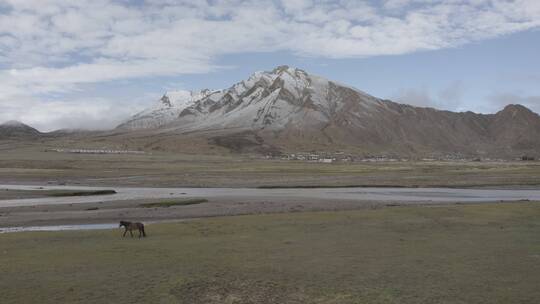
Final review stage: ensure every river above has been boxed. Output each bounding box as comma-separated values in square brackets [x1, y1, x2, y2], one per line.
[1, 184, 540, 207]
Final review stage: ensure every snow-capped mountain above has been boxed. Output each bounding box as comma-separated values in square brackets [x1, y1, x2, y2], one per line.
[172, 65, 381, 131]
[117, 66, 540, 157]
[118, 89, 216, 130]
[121, 65, 381, 132]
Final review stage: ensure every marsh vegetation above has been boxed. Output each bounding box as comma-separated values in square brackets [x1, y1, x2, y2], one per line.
[0, 188, 116, 200]
[138, 198, 208, 208]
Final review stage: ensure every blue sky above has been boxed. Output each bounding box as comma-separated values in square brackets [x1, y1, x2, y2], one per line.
[0, 0, 539, 131]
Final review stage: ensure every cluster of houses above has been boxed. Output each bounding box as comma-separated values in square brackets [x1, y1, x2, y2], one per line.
[265, 151, 536, 163]
[281, 152, 340, 163]
[50, 148, 145, 155]
[267, 152, 405, 163]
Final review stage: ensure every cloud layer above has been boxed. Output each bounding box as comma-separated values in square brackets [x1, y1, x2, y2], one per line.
[1, 0, 540, 130]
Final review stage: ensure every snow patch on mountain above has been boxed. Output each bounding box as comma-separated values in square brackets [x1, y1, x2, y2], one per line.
[118, 65, 384, 132]
[118, 89, 217, 130]
[166, 65, 380, 132]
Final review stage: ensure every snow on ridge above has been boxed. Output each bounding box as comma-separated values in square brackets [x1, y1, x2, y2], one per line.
[165, 89, 216, 107]
[118, 89, 219, 130]
[119, 65, 381, 131]
[143, 89, 216, 115]
[175, 66, 336, 130]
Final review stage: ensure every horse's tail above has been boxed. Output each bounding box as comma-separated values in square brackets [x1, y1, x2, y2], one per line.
[141, 225, 146, 237]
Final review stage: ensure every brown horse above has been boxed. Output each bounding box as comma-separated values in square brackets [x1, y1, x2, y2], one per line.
[119, 220, 146, 238]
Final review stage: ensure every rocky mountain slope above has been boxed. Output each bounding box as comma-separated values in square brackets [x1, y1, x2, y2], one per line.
[115, 66, 539, 157]
[0, 120, 41, 139]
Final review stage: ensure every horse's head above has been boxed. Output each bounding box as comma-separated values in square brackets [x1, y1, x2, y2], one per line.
[119, 221, 127, 227]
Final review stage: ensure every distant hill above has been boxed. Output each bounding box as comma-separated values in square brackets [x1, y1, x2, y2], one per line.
[115, 66, 540, 158]
[0, 120, 41, 139]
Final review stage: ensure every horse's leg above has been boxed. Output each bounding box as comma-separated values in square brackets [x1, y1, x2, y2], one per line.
[130, 229, 133, 237]
[138, 228, 142, 238]
[123, 227, 127, 237]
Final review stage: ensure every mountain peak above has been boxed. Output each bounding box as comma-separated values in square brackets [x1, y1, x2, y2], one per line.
[272, 65, 290, 72]
[162, 89, 215, 107]
[2, 120, 26, 127]
[117, 89, 217, 130]
[497, 104, 538, 120]
[270, 65, 304, 75]
[119, 65, 377, 131]
[501, 104, 533, 113]
[244, 66, 309, 82]
[0, 120, 41, 138]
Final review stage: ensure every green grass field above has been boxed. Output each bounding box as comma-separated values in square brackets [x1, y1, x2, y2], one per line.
[1, 202, 540, 303]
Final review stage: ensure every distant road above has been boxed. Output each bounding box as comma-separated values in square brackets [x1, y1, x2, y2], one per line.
[1, 184, 540, 207]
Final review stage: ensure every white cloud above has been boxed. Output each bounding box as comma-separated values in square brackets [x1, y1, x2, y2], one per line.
[1, 58, 214, 99]
[0, 96, 150, 132]
[394, 86, 540, 115]
[1, 0, 540, 129]
[392, 81, 465, 111]
[393, 87, 441, 109]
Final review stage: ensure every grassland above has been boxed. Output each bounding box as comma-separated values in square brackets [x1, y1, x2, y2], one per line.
[1, 145, 540, 188]
[1, 202, 540, 303]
